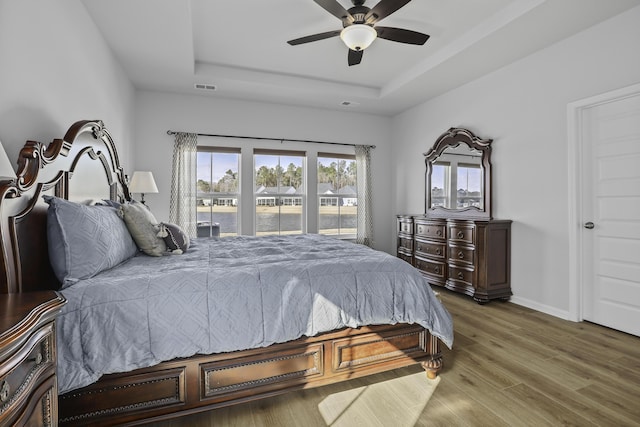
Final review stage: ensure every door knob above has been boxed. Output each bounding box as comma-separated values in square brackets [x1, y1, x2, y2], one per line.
[584, 222, 595, 229]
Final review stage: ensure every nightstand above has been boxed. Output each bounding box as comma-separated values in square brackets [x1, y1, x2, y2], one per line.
[0, 291, 66, 427]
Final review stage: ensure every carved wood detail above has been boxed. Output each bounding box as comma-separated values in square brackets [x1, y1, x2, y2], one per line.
[57, 324, 441, 426]
[0, 324, 54, 416]
[424, 127, 493, 220]
[41, 385, 54, 427]
[58, 368, 185, 424]
[201, 344, 323, 398]
[0, 120, 131, 294]
[0, 292, 64, 426]
[332, 328, 426, 371]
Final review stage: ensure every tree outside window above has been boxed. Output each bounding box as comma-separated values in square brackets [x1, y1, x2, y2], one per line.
[254, 151, 304, 235]
[318, 154, 357, 238]
[196, 149, 240, 237]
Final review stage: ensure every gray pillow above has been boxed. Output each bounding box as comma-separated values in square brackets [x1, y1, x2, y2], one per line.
[119, 201, 167, 256]
[43, 195, 138, 288]
[158, 222, 190, 254]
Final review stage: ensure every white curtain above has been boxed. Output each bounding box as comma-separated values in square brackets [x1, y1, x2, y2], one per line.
[355, 145, 373, 247]
[170, 132, 198, 238]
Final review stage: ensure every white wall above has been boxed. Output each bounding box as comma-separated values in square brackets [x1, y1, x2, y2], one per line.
[392, 6, 640, 317]
[133, 91, 394, 252]
[0, 0, 135, 169]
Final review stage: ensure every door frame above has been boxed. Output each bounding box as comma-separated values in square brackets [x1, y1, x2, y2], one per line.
[567, 81, 640, 322]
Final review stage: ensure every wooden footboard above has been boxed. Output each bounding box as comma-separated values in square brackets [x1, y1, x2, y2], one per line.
[58, 323, 442, 426]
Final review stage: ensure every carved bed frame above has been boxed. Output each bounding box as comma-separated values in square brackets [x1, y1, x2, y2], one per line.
[0, 120, 443, 426]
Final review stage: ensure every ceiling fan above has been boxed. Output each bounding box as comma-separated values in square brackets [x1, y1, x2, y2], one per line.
[287, 0, 430, 66]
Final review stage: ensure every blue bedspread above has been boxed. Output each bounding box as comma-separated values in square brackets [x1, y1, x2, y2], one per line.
[57, 234, 453, 394]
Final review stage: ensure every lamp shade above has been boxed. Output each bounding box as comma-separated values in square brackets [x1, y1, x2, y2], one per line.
[129, 171, 158, 194]
[340, 24, 377, 51]
[0, 139, 16, 179]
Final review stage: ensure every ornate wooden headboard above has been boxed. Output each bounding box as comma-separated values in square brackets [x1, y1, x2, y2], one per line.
[0, 120, 130, 294]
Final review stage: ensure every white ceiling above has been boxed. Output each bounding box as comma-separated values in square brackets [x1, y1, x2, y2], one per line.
[82, 0, 640, 116]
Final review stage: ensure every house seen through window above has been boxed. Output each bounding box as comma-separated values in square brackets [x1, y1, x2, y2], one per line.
[196, 147, 240, 237]
[318, 153, 357, 238]
[254, 149, 304, 236]
[196, 146, 358, 238]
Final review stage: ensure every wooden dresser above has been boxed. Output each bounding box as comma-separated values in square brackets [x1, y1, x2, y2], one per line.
[402, 127, 513, 303]
[397, 215, 512, 303]
[0, 291, 66, 427]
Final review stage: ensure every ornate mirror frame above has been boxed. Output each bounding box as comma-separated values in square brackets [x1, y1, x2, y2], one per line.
[424, 127, 493, 220]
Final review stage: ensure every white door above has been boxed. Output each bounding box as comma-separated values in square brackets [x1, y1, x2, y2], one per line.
[581, 92, 640, 336]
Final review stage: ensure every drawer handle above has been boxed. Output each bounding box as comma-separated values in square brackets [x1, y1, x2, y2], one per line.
[458, 251, 464, 259]
[417, 244, 422, 251]
[435, 248, 441, 255]
[418, 226, 424, 234]
[434, 267, 440, 274]
[457, 272, 464, 279]
[33, 351, 43, 365]
[436, 230, 442, 236]
[0, 381, 9, 403]
[457, 231, 464, 239]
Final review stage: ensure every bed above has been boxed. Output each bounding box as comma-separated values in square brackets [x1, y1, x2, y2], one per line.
[0, 120, 453, 426]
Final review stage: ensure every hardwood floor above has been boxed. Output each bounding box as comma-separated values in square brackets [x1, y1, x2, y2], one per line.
[147, 288, 640, 426]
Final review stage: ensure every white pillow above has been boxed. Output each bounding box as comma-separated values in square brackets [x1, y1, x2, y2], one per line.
[119, 201, 167, 256]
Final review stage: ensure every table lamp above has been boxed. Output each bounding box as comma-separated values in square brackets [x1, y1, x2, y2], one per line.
[0, 139, 15, 180]
[129, 171, 158, 205]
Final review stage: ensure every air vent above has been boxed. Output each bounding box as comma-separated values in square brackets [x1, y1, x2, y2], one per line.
[194, 83, 217, 91]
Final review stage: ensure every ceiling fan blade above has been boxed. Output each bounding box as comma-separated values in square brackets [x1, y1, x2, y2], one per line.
[287, 30, 341, 46]
[365, 0, 412, 24]
[375, 26, 429, 45]
[348, 49, 363, 66]
[313, 0, 354, 24]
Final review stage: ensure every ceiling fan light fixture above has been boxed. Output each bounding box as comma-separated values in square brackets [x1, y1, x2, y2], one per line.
[340, 24, 377, 51]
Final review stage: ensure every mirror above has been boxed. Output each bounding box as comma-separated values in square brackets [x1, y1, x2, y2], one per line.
[425, 128, 492, 219]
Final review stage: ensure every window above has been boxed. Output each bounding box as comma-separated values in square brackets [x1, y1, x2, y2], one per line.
[457, 163, 482, 208]
[430, 159, 482, 209]
[254, 149, 305, 236]
[318, 153, 357, 238]
[431, 161, 450, 208]
[196, 147, 240, 237]
[192, 145, 360, 239]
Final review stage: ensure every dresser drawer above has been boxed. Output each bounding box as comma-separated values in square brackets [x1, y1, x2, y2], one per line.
[414, 256, 446, 280]
[415, 238, 446, 260]
[397, 219, 413, 235]
[448, 223, 474, 244]
[448, 244, 475, 265]
[0, 324, 54, 417]
[415, 221, 445, 240]
[448, 265, 474, 287]
[7, 376, 56, 427]
[397, 251, 413, 265]
[397, 236, 413, 252]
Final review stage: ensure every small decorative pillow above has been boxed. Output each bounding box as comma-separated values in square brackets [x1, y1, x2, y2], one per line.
[43, 195, 138, 287]
[157, 223, 190, 254]
[118, 201, 167, 256]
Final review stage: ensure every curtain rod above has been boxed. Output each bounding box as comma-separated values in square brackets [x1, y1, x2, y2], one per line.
[166, 130, 375, 149]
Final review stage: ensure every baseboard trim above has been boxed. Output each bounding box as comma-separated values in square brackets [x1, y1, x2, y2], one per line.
[509, 296, 572, 321]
